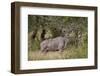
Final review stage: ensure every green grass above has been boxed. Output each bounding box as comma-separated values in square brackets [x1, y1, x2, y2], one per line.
[28, 31, 88, 61]
[28, 45, 88, 61]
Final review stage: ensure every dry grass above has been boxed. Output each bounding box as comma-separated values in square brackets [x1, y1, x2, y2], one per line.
[28, 31, 88, 61]
[28, 46, 88, 61]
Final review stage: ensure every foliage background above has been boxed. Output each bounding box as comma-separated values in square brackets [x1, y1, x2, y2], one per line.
[28, 15, 88, 60]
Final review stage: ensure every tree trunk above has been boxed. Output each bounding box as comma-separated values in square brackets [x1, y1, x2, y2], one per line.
[41, 29, 46, 41]
[32, 30, 37, 39]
